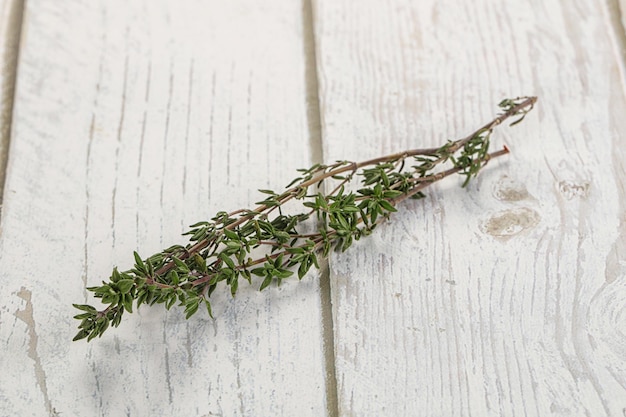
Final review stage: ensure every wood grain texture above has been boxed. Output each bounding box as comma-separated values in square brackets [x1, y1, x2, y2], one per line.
[312, 0, 626, 416]
[0, 0, 23, 202]
[0, 1, 331, 416]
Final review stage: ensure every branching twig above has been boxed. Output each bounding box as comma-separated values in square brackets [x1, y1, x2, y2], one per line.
[72, 97, 537, 342]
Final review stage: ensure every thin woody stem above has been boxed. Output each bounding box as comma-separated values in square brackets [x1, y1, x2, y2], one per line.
[154, 98, 535, 277]
[75, 97, 538, 342]
[184, 147, 509, 290]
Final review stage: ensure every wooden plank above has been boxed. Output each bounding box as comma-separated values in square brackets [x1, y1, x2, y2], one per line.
[312, 0, 626, 415]
[0, 1, 331, 416]
[0, 0, 23, 202]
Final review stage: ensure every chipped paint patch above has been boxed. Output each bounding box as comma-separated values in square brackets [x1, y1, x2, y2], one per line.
[558, 180, 590, 200]
[493, 175, 531, 202]
[15, 287, 53, 414]
[480, 207, 540, 239]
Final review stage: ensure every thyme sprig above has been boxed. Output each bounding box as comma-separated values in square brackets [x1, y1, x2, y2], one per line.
[73, 96, 537, 342]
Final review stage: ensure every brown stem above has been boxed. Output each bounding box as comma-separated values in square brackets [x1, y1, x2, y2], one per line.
[152, 98, 535, 278]
[186, 148, 510, 290]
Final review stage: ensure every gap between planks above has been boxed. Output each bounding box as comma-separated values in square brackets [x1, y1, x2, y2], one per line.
[604, 0, 626, 96]
[0, 0, 25, 213]
[302, 0, 340, 415]
[0, 1, 339, 414]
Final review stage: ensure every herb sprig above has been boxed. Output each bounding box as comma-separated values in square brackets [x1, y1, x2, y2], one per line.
[73, 97, 536, 342]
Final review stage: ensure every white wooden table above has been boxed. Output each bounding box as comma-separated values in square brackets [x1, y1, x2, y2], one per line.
[1, 1, 625, 416]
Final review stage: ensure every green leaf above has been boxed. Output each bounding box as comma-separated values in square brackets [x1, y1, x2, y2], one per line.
[189, 221, 210, 228]
[146, 259, 155, 276]
[251, 268, 266, 277]
[173, 256, 190, 273]
[73, 304, 96, 312]
[111, 309, 124, 327]
[185, 300, 200, 319]
[275, 269, 293, 279]
[73, 330, 90, 342]
[242, 269, 252, 284]
[122, 293, 133, 313]
[134, 252, 145, 271]
[204, 299, 214, 319]
[258, 189, 277, 195]
[310, 247, 319, 263]
[136, 289, 149, 306]
[165, 294, 177, 310]
[170, 270, 180, 286]
[286, 177, 303, 188]
[224, 229, 239, 241]
[259, 275, 273, 291]
[194, 254, 208, 273]
[287, 248, 305, 257]
[111, 268, 121, 283]
[383, 190, 403, 199]
[298, 258, 311, 279]
[87, 329, 99, 342]
[231, 276, 239, 297]
[219, 253, 236, 270]
[342, 205, 360, 213]
[378, 200, 397, 212]
[117, 279, 134, 295]
[295, 187, 307, 199]
[274, 230, 291, 241]
[370, 206, 379, 224]
[225, 241, 242, 251]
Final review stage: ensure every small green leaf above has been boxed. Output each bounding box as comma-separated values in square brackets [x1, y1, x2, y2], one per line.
[342, 205, 360, 213]
[111, 268, 121, 283]
[219, 253, 236, 270]
[224, 229, 239, 240]
[298, 259, 311, 279]
[122, 293, 133, 313]
[136, 289, 149, 306]
[170, 270, 180, 286]
[117, 279, 134, 294]
[275, 269, 293, 279]
[258, 189, 277, 195]
[194, 254, 208, 273]
[378, 200, 397, 212]
[189, 221, 210, 228]
[251, 268, 265, 277]
[173, 256, 190, 273]
[383, 190, 403, 199]
[259, 275, 272, 291]
[73, 330, 90, 342]
[134, 252, 145, 270]
[185, 300, 200, 319]
[204, 299, 214, 319]
[242, 269, 252, 284]
[147, 259, 155, 276]
[87, 329, 99, 342]
[231, 276, 239, 297]
[165, 294, 177, 310]
[274, 230, 291, 241]
[73, 304, 96, 312]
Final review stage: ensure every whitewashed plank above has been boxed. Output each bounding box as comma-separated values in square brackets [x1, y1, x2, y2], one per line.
[0, 0, 23, 201]
[0, 1, 331, 416]
[313, 0, 626, 415]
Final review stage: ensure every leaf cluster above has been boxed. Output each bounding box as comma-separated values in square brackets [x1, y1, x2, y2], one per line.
[73, 96, 537, 341]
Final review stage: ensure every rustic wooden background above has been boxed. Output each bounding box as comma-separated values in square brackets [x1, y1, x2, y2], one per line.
[1, 0, 625, 416]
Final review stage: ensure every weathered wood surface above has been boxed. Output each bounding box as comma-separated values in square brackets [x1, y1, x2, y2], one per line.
[0, 0, 23, 200]
[0, 1, 332, 416]
[1, 0, 626, 416]
[312, 0, 626, 416]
